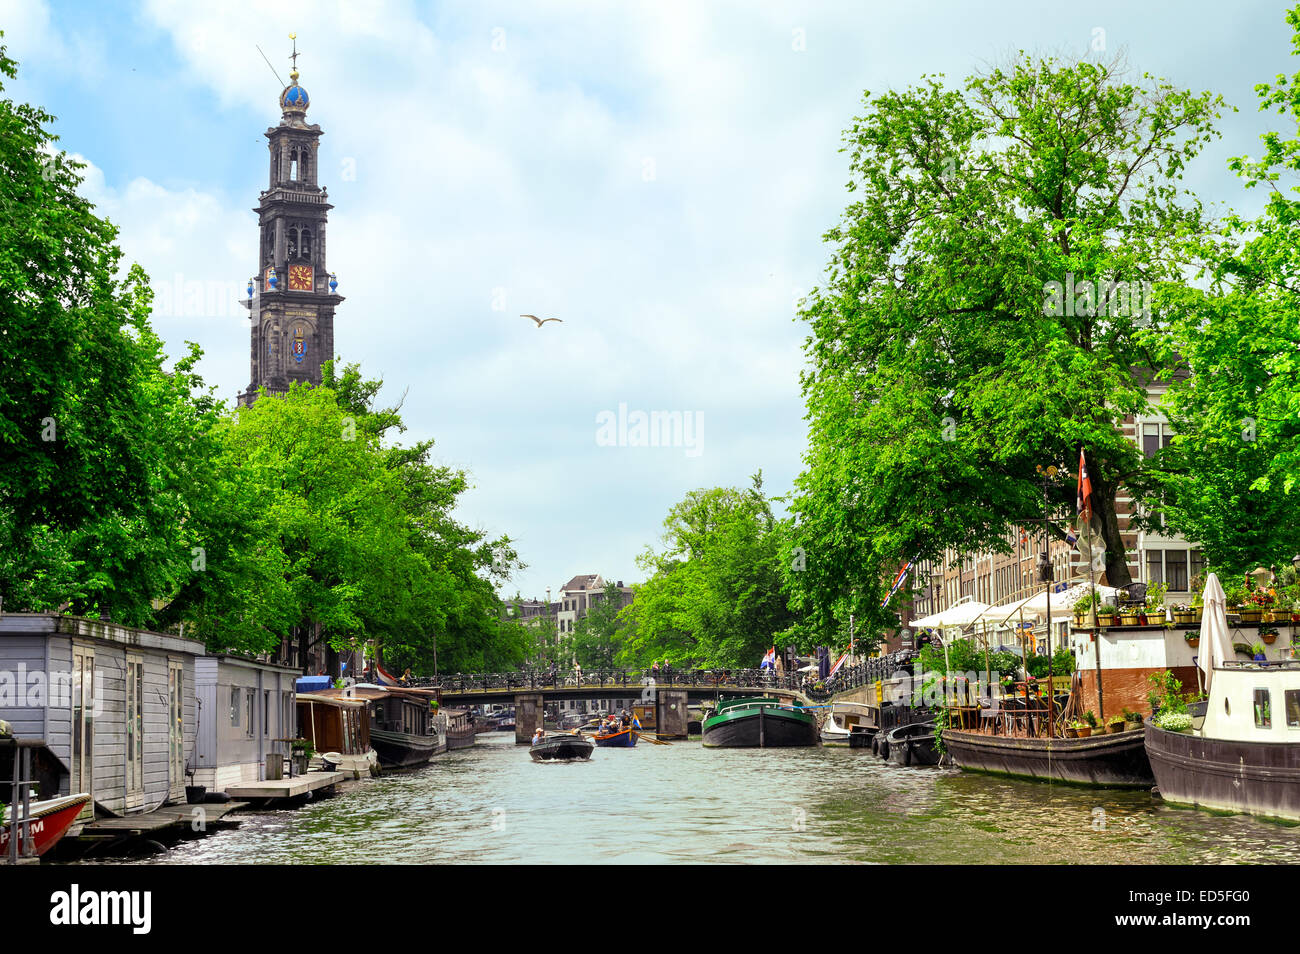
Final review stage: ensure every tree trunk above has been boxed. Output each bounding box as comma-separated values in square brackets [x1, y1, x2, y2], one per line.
[1090, 468, 1133, 588]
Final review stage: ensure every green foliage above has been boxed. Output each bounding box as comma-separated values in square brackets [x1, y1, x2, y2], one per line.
[1025, 646, 1075, 678]
[1147, 670, 1188, 714]
[788, 52, 1222, 641]
[617, 473, 799, 668]
[0, 47, 220, 625]
[916, 638, 1020, 679]
[1150, 6, 1300, 575]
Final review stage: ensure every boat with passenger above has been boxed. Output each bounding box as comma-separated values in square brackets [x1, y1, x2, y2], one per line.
[529, 731, 594, 762]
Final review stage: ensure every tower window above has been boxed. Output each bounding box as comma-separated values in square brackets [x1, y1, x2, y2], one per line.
[289, 146, 299, 181]
[300, 228, 312, 259]
[287, 228, 298, 259]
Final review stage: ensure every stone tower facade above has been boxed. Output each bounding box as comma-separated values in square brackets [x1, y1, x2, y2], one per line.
[238, 66, 343, 405]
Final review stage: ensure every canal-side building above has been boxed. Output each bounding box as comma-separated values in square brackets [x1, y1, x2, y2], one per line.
[0, 613, 203, 819]
[193, 654, 300, 790]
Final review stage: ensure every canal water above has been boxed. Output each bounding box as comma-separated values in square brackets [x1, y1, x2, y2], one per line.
[125, 732, 1300, 864]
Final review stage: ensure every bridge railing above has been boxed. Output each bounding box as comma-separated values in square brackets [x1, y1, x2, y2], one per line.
[410, 652, 917, 700]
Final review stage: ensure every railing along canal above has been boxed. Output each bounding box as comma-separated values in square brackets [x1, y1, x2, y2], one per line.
[412, 651, 916, 703]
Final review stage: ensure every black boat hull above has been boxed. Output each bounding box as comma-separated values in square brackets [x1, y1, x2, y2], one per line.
[370, 729, 437, 769]
[530, 735, 595, 761]
[885, 723, 940, 766]
[1145, 722, 1300, 820]
[944, 727, 1154, 788]
[701, 709, 818, 748]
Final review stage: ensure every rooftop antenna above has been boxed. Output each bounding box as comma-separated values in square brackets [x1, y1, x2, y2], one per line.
[256, 43, 286, 87]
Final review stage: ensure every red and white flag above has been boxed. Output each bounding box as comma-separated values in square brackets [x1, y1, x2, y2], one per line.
[1076, 449, 1093, 524]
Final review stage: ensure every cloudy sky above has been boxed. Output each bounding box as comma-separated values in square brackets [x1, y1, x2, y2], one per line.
[1, 0, 1293, 600]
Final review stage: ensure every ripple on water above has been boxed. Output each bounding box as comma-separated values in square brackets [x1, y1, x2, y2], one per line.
[97, 737, 1300, 865]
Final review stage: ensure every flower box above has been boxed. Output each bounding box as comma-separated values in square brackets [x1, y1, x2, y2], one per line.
[1173, 611, 1197, 625]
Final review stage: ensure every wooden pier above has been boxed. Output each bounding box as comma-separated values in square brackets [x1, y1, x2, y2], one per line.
[225, 771, 345, 800]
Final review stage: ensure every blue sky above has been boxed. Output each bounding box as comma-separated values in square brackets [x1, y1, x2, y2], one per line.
[1, 0, 1294, 602]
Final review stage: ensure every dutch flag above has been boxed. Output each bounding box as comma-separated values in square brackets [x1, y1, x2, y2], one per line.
[760, 647, 776, 669]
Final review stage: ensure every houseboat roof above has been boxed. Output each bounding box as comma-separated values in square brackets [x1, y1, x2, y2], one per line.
[0, 612, 207, 656]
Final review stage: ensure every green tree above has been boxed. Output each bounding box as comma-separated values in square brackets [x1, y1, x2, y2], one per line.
[0, 43, 216, 625]
[1152, 5, 1300, 575]
[788, 53, 1221, 641]
[618, 473, 798, 668]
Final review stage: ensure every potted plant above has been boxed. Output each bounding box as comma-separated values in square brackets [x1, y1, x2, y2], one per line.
[290, 738, 315, 775]
[1096, 603, 1117, 626]
[1144, 581, 1168, 625]
[1065, 720, 1083, 738]
[1261, 626, 1279, 645]
[1154, 710, 1193, 733]
[1117, 604, 1141, 626]
[1190, 591, 1204, 622]
[1251, 641, 1267, 662]
[1072, 719, 1091, 738]
[1122, 708, 1143, 731]
[1171, 602, 1197, 626]
[1106, 712, 1126, 733]
[1184, 631, 1200, 648]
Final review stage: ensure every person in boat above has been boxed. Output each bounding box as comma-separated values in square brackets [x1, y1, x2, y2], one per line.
[620, 709, 631, 728]
[532, 727, 545, 745]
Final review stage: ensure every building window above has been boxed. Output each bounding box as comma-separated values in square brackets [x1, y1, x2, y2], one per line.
[1286, 690, 1300, 729]
[287, 227, 298, 259]
[1146, 550, 1163, 585]
[231, 687, 240, 726]
[1141, 421, 1173, 459]
[245, 689, 255, 738]
[1165, 550, 1188, 591]
[1254, 689, 1272, 729]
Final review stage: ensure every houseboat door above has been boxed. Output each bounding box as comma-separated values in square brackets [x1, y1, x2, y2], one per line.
[168, 660, 185, 798]
[70, 646, 95, 820]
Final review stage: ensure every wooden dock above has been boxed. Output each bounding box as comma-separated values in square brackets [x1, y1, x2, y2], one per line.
[225, 771, 345, 800]
[77, 800, 247, 838]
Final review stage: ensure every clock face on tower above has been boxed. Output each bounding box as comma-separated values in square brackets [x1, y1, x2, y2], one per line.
[289, 264, 314, 291]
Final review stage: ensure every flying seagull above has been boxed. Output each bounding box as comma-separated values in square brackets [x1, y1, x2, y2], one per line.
[521, 314, 563, 327]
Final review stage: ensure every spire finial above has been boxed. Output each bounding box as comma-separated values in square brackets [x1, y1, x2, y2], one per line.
[288, 32, 299, 81]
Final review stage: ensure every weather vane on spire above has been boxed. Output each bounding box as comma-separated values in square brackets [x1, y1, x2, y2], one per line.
[288, 32, 299, 76]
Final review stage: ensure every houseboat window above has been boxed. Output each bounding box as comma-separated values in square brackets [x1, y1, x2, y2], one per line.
[245, 689, 255, 738]
[1286, 690, 1300, 729]
[1253, 688, 1272, 729]
[263, 691, 270, 737]
[231, 687, 240, 726]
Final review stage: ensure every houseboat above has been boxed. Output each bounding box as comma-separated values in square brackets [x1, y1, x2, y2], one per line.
[941, 677, 1154, 787]
[0, 613, 202, 822]
[306, 685, 440, 769]
[1145, 574, 1300, 821]
[193, 653, 299, 793]
[701, 697, 818, 748]
[296, 692, 376, 778]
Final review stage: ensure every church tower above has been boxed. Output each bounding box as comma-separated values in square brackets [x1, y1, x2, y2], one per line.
[238, 50, 343, 405]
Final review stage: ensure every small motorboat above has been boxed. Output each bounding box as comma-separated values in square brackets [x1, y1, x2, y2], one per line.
[530, 733, 595, 762]
[885, 722, 941, 767]
[1, 793, 91, 859]
[594, 726, 638, 747]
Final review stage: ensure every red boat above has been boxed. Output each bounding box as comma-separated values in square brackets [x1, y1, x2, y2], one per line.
[1, 794, 90, 859]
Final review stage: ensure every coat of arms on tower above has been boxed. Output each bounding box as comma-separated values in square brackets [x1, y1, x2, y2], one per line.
[291, 328, 306, 363]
